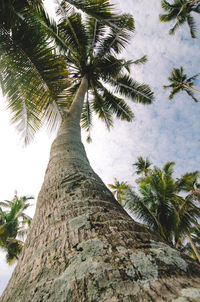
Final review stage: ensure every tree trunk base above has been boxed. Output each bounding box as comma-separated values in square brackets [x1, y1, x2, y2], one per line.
[1, 148, 200, 302]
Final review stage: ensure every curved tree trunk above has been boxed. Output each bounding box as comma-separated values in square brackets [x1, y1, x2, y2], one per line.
[186, 231, 200, 263]
[1, 80, 200, 302]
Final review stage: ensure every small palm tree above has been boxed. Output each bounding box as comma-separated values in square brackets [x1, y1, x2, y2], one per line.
[0, 194, 33, 264]
[133, 156, 152, 177]
[108, 178, 130, 205]
[159, 0, 200, 38]
[164, 66, 200, 102]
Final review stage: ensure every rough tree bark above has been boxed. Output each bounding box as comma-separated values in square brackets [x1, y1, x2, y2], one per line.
[1, 77, 200, 302]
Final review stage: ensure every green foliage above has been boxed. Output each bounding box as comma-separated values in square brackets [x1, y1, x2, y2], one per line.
[121, 159, 200, 260]
[0, 194, 33, 264]
[0, 0, 154, 143]
[160, 0, 200, 38]
[46, 5, 154, 140]
[108, 178, 130, 205]
[164, 66, 200, 102]
[133, 156, 152, 177]
[0, 2, 70, 143]
[58, 0, 135, 31]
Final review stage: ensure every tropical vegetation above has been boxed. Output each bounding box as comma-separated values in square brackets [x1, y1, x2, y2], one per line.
[108, 178, 130, 205]
[0, 194, 33, 264]
[133, 156, 152, 177]
[122, 159, 200, 261]
[159, 0, 200, 38]
[1, 1, 200, 301]
[164, 66, 200, 102]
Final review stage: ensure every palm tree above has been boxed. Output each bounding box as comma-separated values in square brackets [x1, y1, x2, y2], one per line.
[133, 156, 152, 177]
[1, 3, 200, 302]
[0, 194, 33, 264]
[108, 178, 130, 205]
[126, 162, 179, 244]
[125, 161, 200, 261]
[164, 66, 200, 102]
[159, 0, 200, 38]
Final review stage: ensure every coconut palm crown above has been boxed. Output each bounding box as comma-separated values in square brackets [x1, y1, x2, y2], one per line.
[0, 0, 154, 144]
[45, 5, 154, 142]
[164, 66, 200, 102]
[160, 0, 200, 38]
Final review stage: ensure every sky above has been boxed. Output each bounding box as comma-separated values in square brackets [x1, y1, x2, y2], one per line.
[1, 0, 200, 295]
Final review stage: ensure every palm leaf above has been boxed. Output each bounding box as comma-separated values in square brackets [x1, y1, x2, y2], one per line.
[81, 96, 93, 143]
[185, 89, 199, 102]
[92, 90, 113, 129]
[187, 14, 197, 38]
[60, 0, 135, 31]
[111, 74, 154, 104]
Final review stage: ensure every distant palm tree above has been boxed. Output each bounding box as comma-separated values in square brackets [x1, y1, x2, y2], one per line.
[133, 156, 152, 177]
[164, 66, 200, 102]
[125, 161, 200, 261]
[0, 194, 33, 264]
[108, 178, 130, 205]
[159, 0, 200, 38]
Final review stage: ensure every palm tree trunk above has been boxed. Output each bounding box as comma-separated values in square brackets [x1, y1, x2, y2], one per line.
[186, 231, 200, 263]
[1, 80, 200, 301]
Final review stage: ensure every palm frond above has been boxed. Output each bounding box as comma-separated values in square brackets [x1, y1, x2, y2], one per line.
[185, 88, 199, 102]
[125, 188, 162, 232]
[96, 55, 125, 80]
[169, 16, 186, 35]
[58, 13, 88, 59]
[60, 0, 135, 31]
[176, 171, 200, 192]
[86, 17, 106, 54]
[96, 21, 134, 57]
[0, 16, 69, 143]
[81, 96, 93, 143]
[132, 55, 147, 65]
[187, 14, 197, 38]
[163, 161, 175, 177]
[161, 0, 174, 11]
[101, 87, 134, 122]
[92, 90, 113, 129]
[111, 74, 154, 104]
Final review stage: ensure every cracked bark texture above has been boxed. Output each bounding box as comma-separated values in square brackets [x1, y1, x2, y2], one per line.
[1, 78, 200, 302]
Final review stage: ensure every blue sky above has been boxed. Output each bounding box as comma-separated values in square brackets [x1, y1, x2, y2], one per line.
[1, 0, 200, 295]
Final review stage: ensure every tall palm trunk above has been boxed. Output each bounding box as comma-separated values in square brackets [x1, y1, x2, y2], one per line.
[186, 231, 200, 263]
[1, 80, 200, 301]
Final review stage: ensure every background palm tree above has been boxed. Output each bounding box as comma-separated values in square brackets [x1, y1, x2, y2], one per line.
[108, 178, 130, 205]
[159, 0, 200, 38]
[133, 156, 152, 177]
[125, 161, 200, 261]
[0, 194, 33, 264]
[163, 66, 200, 102]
